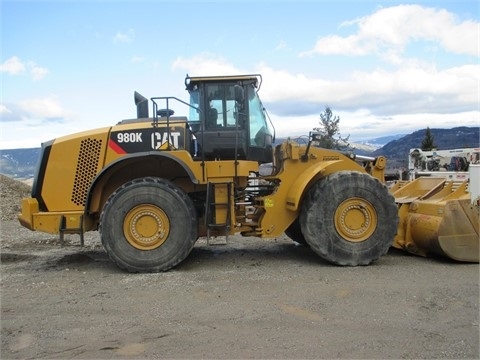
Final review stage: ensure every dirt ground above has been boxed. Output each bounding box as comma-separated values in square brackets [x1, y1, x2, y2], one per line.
[1, 218, 478, 360]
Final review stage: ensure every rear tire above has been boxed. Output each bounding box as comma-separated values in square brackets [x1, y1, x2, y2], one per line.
[100, 177, 197, 272]
[300, 171, 398, 266]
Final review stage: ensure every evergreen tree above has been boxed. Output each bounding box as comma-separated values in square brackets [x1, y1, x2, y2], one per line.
[313, 106, 350, 150]
[421, 127, 437, 151]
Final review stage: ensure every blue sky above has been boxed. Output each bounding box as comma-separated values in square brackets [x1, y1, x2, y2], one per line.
[1, 0, 478, 149]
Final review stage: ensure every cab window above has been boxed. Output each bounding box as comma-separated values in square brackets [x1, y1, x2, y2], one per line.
[205, 84, 241, 129]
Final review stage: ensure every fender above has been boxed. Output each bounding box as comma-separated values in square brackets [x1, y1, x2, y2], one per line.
[85, 151, 200, 211]
[285, 159, 366, 211]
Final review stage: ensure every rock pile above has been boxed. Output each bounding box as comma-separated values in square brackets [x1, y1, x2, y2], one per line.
[0, 174, 31, 221]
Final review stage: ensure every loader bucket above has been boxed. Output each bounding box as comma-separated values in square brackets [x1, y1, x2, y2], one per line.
[391, 177, 479, 262]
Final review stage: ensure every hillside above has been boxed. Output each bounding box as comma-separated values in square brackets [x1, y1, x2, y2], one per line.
[0, 148, 40, 179]
[373, 126, 479, 161]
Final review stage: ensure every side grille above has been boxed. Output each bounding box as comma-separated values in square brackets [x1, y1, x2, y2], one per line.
[71, 138, 102, 206]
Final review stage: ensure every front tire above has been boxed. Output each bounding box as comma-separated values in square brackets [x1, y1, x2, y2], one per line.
[100, 177, 197, 272]
[300, 171, 398, 266]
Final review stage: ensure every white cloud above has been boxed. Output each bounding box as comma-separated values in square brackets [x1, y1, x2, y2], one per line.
[168, 53, 479, 141]
[172, 53, 242, 76]
[0, 104, 12, 115]
[168, 50, 478, 118]
[113, 28, 135, 44]
[303, 34, 375, 57]
[256, 62, 478, 116]
[28, 61, 49, 81]
[1, 97, 73, 148]
[19, 97, 66, 119]
[0, 56, 49, 81]
[0, 56, 26, 75]
[301, 5, 479, 58]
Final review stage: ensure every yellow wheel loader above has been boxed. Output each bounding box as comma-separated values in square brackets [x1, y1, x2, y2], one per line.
[17, 74, 429, 272]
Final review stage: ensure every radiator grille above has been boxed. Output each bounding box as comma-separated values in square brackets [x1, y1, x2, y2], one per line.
[71, 138, 102, 206]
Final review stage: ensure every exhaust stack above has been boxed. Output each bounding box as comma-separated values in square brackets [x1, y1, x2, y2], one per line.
[134, 91, 149, 119]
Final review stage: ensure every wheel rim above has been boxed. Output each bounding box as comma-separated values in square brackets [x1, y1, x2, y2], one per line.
[123, 204, 170, 250]
[334, 197, 377, 243]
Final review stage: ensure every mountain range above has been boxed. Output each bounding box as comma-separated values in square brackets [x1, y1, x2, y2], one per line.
[0, 147, 41, 179]
[372, 126, 479, 159]
[1, 126, 478, 180]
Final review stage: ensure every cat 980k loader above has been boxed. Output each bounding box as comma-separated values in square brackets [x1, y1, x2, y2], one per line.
[19, 74, 403, 272]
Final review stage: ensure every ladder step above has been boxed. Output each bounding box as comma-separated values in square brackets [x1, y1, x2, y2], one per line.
[59, 215, 84, 246]
[208, 223, 229, 228]
[207, 236, 228, 246]
[205, 181, 232, 242]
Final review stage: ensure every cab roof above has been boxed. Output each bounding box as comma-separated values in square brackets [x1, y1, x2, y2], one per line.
[185, 74, 261, 90]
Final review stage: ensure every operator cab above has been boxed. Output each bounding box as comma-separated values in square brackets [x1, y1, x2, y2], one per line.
[185, 74, 274, 163]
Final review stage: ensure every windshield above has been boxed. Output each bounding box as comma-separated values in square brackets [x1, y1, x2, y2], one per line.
[247, 85, 273, 147]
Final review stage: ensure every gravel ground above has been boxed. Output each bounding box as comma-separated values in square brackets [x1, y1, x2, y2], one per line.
[0, 175, 479, 359]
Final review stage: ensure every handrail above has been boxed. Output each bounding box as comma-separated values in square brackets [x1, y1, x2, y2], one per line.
[150, 96, 205, 180]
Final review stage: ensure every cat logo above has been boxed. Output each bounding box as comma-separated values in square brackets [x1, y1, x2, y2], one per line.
[151, 131, 182, 149]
